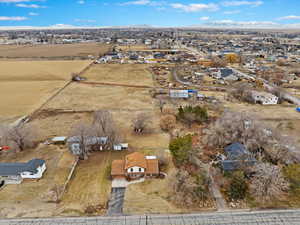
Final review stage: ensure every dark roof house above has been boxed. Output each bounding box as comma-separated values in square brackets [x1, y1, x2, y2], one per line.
[222, 143, 256, 171]
[0, 159, 46, 184]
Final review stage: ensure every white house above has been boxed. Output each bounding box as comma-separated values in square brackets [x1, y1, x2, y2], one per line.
[0, 159, 46, 184]
[250, 91, 279, 105]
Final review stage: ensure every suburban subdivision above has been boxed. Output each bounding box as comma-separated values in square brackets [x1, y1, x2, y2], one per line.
[0, 27, 300, 224]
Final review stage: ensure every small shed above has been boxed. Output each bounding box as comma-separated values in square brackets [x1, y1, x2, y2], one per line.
[51, 137, 67, 145]
[169, 90, 189, 98]
[113, 143, 128, 151]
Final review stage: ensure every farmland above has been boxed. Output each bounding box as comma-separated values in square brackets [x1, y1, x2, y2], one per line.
[0, 60, 91, 122]
[0, 54, 170, 217]
[0, 43, 111, 59]
[84, 64, 154, 86]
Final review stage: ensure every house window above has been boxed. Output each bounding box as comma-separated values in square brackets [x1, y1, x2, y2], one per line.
[130, 168, 134, 172]
[139, 168, 142, 172]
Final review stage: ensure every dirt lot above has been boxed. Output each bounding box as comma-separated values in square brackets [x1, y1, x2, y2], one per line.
[0, 43, 111, 59]
[84, 64, 154, 86]
[117, 45, 150, 51]
[0, 60, 91, 122]
[0, 145, 76, 218]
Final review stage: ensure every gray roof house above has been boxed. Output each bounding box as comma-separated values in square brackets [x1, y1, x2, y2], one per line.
[221, 143, 256, 171]
[67, 136, 128, 155]
[0, 159, 46, 184]
[67, 136, 108, 155]
[220, 69, 238, 81]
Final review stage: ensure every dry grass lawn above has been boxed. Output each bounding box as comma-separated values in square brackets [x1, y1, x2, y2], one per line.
[0, 43, 111, 59]
[60, 151, 127, 215]
[84, 64, 154, 86]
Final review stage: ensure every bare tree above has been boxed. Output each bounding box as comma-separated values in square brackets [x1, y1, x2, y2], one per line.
[211, 56, 227, 68]
[250, 163, 288, 203]
[48, 184, 64, 203]
[168, 169, 209, 207]
[92, 110, 120, 149]
[132, 113, 151, 134]
[70, 122, 93, 160]
[157, 97, 166, 113]
[0, 125, 9, 147]
[7, 124, 35, 151]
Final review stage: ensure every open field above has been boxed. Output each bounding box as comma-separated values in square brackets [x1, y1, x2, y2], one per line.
[0, 60, 91, 122]
[45, 83, 154, 111]
[0, 146, 76, 218]
[0, 60, 91, 81]
[84, 64, 154, 86]
[0, 81, 66, 122]
[0, 43, 111, 59]
[117, 45, 150, 51]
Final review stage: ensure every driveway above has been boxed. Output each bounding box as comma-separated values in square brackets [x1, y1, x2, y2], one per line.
[107, 187, 126, 216]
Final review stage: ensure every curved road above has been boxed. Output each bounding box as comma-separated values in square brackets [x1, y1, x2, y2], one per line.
[1, 209, 300, 224]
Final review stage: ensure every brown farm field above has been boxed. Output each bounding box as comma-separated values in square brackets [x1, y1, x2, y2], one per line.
[0, 60, 91, 81]
[0, 43, 111, 59]
[0, 60, 91, 122]
[45, 83, 154, 111]
[84, 64, 154, 86]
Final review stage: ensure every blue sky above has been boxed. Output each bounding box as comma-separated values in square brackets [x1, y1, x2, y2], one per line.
[0, 0, 299, 28]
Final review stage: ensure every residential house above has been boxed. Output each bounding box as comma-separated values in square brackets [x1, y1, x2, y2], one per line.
[67, 136, 128, 155]
[221, 143, 256, 172]
[111, 152, 159, 180]
[0, 159, 46, 184]
[220, 68, 239, 81]
[250, 91, 279, 105]
[67, 136, 108, 155]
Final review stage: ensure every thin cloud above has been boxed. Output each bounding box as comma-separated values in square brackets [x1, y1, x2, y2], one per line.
[29, 12, 39, 16]
[222, 1, 263, 7]
[0, 0, 31, 2]
[16, 3, 46, 8]
[208, 19, 277, 27]
[170, 3, 219, 12]
[77, 0, 85, 4]
[0, 16, 27, 21]
[120, 0, 151, 5]
[223, 10, 240, 14]
[75, 19, 96, 23]
[278, 15, 300, 20]
[200, 16, 210, 21]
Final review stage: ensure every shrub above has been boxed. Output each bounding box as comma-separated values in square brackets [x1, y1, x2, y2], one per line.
[177, 105, 208, 127]
[160, 115, 176, 132]
[169, 135, 192, 165]
[283, 164, 300, 194]
[226, 171, 248, 200]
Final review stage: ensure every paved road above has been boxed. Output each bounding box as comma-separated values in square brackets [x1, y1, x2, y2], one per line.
[2, 209, 300, 224]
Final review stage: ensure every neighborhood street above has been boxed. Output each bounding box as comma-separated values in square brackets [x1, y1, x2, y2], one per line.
[1, 209, 300, 225]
